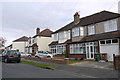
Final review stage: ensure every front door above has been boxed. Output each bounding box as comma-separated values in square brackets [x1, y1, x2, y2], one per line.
[86, 43, 94, 59]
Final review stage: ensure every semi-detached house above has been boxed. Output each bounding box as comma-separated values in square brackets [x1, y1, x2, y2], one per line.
[49, 11, 120, 61]
[12, 36, 29, 52]
[25, 28, 53, 54]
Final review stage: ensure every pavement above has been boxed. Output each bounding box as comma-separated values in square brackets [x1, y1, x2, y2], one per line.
[21, 58, 119, 78]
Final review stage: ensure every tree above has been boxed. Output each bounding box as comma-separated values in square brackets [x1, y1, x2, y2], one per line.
[0, 37, 6, 48]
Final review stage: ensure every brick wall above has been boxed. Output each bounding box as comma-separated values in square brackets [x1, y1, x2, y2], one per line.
[113, 54, 120, 70]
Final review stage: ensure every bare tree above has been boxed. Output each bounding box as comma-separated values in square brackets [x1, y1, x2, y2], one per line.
[0, 37, 7, 48]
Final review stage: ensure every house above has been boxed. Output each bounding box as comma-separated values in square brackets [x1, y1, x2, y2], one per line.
[12, 36, 29, 52]
[25, 28, 53, 54]
[49, 11, 120, 61]
[5, 44, 12, 50]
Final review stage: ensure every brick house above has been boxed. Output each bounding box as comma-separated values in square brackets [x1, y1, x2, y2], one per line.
[25, 28, 53, 54]
[49, 11, 120, 61]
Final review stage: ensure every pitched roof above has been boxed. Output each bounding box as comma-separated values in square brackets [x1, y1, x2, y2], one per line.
[49, 39, 71, 46]
[53, 11, 120, 33]
[33, 29, 53, 38]
[70, 30, 120, 44]
[13, 36, 29, 42]
[52, 22, 74, 34]
[75, 11, 120, 27]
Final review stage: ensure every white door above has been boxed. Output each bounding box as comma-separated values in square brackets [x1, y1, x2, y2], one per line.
[86, 43, 94, 59]
[100, 44, 119, 61]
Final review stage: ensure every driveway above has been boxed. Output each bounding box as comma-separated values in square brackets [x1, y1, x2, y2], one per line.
[69, 60, 114, 70]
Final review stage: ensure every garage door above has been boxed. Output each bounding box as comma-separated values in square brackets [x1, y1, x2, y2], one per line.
[100, 44, 119, 61]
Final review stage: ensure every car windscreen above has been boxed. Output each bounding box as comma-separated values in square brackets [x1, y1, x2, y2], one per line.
[7, 51, 20, 55]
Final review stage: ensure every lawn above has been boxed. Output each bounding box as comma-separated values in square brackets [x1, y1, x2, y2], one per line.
[69, 59, 81, 64]
[21, 61, 58, 69]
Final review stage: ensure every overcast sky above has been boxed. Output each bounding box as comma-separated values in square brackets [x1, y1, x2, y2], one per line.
[0, 0, 120, 46]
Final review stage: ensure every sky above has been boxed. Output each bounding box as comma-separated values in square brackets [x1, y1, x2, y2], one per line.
[0, 0, 120, 46]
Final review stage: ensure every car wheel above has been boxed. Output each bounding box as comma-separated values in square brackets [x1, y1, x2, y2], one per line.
[28, 55, 31, 57]
[35, 56, 39, 58]
[17, 60, 20, 63]
[4, 58, 8, 63]
[47, 56, 51, 58]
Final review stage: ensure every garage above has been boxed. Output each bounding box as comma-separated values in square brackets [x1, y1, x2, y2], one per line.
[99, 39, 119, 61]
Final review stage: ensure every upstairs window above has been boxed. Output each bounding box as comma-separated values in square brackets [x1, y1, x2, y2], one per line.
[104, 19, 117, 32]
[72, 27, 79, 37]
[88, 25, 95, 35]
[80, 27, 84, 36]
[59, 32, 64, 40]
[52, 33, 58, 41]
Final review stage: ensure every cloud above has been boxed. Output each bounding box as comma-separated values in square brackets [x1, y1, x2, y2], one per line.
[1, 0, 119, 46]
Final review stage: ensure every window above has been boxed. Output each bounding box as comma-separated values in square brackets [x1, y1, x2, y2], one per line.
[53, 33, 58, 41]
[72, 27, 79, 37]
[70, 43, 85, 54]
[104, 19, 117, 32]
[29, 39, 31, 44]
[112, 39, 118, 43]
[88, 25, 95, 35]
[32, 39, 34, 43]
[100, 39, 118, 45]
[100, 41, 105, 44]
[106, 40, 111, 44]
[50, 45, 66, 54]
[59, 32, 64, 40]
[80, 27, 84, 36]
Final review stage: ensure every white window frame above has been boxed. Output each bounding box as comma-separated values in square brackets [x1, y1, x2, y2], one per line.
[72, 27, 79, 37]
[100, 39, 118, 45]
[88, 25, 95, 35]
[104, 19, 117, 32]
[80, 27, 84, 36]
[59, 32, 64, 40]
[70, 43, 85, 54]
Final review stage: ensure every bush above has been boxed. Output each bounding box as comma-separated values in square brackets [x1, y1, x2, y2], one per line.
[62, 50, 68, 58]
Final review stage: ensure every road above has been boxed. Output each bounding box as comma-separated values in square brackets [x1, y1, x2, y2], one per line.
[2, 62, 83, 78]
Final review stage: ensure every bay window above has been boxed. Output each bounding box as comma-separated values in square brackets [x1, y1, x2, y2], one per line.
[70, 43, 86, 54]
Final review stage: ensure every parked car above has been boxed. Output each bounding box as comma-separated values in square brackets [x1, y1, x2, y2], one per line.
[20, 52, 31, 57]
[35, 51, 53, 58]
[2, 50, 21, 63]
[0, 53, 2, 57]
[0, 53, 2, 61]
[46, 51, 56, 56]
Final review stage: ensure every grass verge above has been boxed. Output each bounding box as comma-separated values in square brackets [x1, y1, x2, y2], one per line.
[69, 60, 81, 64]
[21, 61, 58, 69]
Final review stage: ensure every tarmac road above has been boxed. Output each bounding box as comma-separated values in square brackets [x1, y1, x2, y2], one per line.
[2, 62, 83, 78]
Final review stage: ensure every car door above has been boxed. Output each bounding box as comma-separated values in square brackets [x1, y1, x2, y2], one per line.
[38, 51, 43, 57]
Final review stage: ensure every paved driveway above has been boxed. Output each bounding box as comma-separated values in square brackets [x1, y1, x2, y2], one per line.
[69, 61, 114, 70]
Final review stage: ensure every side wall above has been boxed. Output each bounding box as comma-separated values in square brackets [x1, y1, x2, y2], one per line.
[37, 37, 52, 51]
[12, 41, 28, 52]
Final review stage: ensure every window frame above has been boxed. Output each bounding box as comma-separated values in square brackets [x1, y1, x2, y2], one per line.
[88, 25, 95, 35]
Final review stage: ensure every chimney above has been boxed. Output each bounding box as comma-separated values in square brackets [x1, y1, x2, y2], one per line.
[74, 12, 80, 24]
[36, 28, 40, 35]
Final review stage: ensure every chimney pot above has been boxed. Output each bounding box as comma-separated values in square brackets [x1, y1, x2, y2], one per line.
[36, 28, 40, 35]
[74, 12, 80, 24]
